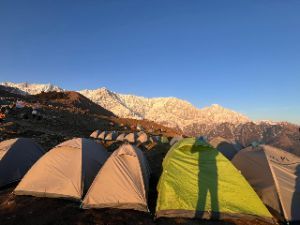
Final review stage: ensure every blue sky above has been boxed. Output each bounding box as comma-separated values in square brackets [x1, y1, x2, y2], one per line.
[0, 1, 299, 124]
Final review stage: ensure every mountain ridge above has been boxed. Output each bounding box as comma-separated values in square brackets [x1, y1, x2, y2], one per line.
[0, 82, 285, 130]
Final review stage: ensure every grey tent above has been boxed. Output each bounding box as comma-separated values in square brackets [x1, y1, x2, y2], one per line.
[150, 136, 161, 143]
[104, 131, 118, 141]
[137, 131, 145, 136]
[210, 137, 241, 160]
[90, 130, 101, 139]
[116, 133, 126, 142]
[137, 132, 149, 144]
[82, 143, 150, 211]
[98, 131, 108, 140]
[124, 133, 137, 143]
[170, 136, 183, 146]
[15, 138, 109, 201]
[0, 138, 45, 188]
[232, 145, 300, 222]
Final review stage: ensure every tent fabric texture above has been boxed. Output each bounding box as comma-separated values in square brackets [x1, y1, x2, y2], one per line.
[90, 130, 101, 139]
[124, 133, 137, 143]
[82, 143, 150, 212]
[104, 131, 118, 141]
[232, 145, 300, 222]
[0, 138, 45, 188]
[116, 133, 126, 142]
[209, 137, 241, 160]
[14, 138, 109, 201]
[156, 138, 273, 222]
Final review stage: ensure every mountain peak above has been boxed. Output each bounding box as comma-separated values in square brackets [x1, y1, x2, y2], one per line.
[1, 81, 252, 130]
[0, 81, 64, 95]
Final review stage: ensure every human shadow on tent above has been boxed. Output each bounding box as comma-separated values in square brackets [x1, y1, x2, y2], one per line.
[291, 164, 300, 224]
[191, 141, 220, 220]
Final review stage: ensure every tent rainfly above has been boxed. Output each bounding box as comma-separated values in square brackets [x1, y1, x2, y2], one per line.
[232, 145, 300, 222]
[14, 138, 109, 201]
[137, 132, 149, 144]
[104, 131, 118, 141]
[116, 133, 126, 142]
[90, 130, 101, 138]
[156, 138, 273, 222]
[0, 138, 45, 188]
[82, 143, 150, 211]
[124, 133, 137, 143]
[209, 137, 241, 160]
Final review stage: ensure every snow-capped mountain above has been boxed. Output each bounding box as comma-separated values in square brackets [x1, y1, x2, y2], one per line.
[0, 82, 266, 130]
[0, 82, 64, 95]
[78, 88, 250, 130]
[2, 82, 299, 156]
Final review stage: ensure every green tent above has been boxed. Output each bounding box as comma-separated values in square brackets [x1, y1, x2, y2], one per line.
[156, 138, 273, 222]
[160, 136, 169, 144]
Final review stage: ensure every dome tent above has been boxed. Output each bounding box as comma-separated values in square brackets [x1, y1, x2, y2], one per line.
[232, 145, 300, 222]
[137, 132, 149, 144]
[160, 136, 169, 144]
[98, 131, 108, 140]
[116, 133, 126, 142]
[0, 138, 45, 188]
[124, 132, 137, 143]
[156, 138, 272, 222]
[104, 131, 118, 141]
[15, 138, 109, 201]
[90, 130, 101, 139]
[82, 143, 150, 211]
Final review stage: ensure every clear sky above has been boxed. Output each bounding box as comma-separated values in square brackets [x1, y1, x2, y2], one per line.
[0, 1, 299, 124]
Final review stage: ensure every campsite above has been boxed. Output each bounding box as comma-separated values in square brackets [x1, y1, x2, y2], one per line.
[0, 89, 299, 225]
[1, 1, 300, 225]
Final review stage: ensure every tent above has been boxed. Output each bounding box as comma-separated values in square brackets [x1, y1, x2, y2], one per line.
[0, 138, 45, 188]
[137, 131, 145, 136]
[124, 133, 137, 143]
[104, 131, 118, 141]
[98, 131, 107, 140]
[90, 130, 101, 139]
[116, 133, 126, 142]
[137, 132, 149, 144]
[161, 136, 169, 144]
[209, 137, 241, 160]
[156, 138, 273, 222]
[15, 138, 109, 201]
[82, 143, 150, 211]
[232, 145, 300, 222]
[170, 136, 183, 146]
[98, 131, 108, 140]
[150, 136, 160, 143]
